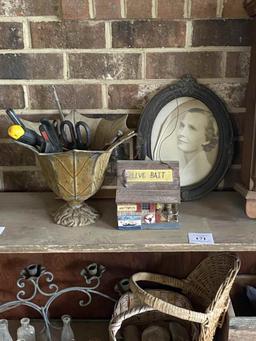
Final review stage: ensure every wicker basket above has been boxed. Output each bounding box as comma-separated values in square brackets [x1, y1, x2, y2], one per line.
[109, 289, 199, 340]
[109, 253, 240, 341]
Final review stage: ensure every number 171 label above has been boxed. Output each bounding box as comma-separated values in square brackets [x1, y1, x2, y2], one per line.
[188, 233, 214, 245]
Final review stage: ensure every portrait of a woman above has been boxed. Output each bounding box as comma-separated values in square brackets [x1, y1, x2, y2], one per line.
[151, 97, 219, 187]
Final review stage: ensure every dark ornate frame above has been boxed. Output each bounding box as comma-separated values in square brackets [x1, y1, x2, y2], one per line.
[137, 75, 234, 201]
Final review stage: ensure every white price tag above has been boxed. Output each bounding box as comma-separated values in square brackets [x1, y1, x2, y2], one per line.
[188, 232, 214, 245]
[0, 226, 5, 235]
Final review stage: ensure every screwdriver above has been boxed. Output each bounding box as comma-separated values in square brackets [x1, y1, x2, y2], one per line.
[6, 108, 25, 128]
[8, 124, 43, 148]
[52, 85, 65, 121]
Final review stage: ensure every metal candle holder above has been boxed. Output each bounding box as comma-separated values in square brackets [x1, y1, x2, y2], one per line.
[0, 263, 117, 341]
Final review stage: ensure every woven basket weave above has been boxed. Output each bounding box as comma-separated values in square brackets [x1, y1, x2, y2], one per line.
[109, 289, 199, 340]
[109, 253, 240, 341]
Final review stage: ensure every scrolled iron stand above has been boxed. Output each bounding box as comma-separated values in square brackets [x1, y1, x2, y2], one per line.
[0, 263, 118, 341]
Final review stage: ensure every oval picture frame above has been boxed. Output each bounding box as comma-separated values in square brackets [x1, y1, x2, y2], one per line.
[137, 75, 233, 201]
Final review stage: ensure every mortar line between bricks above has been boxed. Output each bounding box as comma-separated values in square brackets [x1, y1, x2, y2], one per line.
[89, 0, 96, 19]
[0, 47, 250, 53]
[198, 77, 248, 84]
[225, 107, 246, 113]
[0, 171, 4, 191]
[185, 20, 193, 48]
[63, 52, 69, 80]
[217, 0, 224, 17]
[0, 16, 59, 22]
[102, 84, 108, 109]
[22, 85, 30, 110]
[184, 0, 188, 18]
[152, 0, 157, 18]
[0, 109, 142, 115]
[101, 185, 117, 190]
[0, 17, 250, 24]
[120, 0, 126, 18]
[141, 52, 146, 79]
[185, 0, 191, 18]
[22, 19, 31, 49]
[105, 22, 112, 48]
[0, 78, 248, 85]
[222, 51, 227, 78]
[0, 107, 246, 115]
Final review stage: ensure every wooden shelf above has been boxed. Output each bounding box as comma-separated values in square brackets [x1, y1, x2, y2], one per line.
[0, 191, 255, 253]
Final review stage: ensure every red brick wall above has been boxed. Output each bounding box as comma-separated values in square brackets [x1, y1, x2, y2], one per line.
[0, 0, 250, 191]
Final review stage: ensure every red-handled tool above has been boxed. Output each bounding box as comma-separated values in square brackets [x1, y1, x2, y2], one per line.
[39, 119, 62, 153]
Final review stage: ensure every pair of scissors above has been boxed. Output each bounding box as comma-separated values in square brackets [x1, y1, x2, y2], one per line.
[60, 120, 91, 150]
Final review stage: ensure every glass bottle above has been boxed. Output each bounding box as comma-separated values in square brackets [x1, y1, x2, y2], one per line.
[0, 319, 13, 341]
[17, 318, 35, 341]
[61, 315, 75, 341]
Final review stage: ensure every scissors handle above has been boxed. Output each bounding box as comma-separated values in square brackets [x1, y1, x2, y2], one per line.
[75, 121, 91, 149]
[60, 120, 76, 150]
[39, 118, 63, 153]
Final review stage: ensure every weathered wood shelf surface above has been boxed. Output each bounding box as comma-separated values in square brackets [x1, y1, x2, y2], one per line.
[0, 191, 255, 253]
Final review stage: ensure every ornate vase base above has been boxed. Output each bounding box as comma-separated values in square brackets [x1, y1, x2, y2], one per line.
[53, 202, 99, 227]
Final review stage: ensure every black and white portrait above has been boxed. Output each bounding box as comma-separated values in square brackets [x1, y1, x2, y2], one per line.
[138, 76, 233, 200]
[151, 97, 219, 187]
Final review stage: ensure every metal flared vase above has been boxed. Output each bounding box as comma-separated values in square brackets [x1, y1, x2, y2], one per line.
[38, 149, 112, 227]
[13, 112, 135, 227]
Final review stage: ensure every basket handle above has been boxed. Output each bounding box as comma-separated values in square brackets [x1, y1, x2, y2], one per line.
[109, 305, 155, 341]
[130, 272, 208, 324]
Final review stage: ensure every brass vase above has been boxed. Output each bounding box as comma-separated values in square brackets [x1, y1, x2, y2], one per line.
[16, 112, 135, 227]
